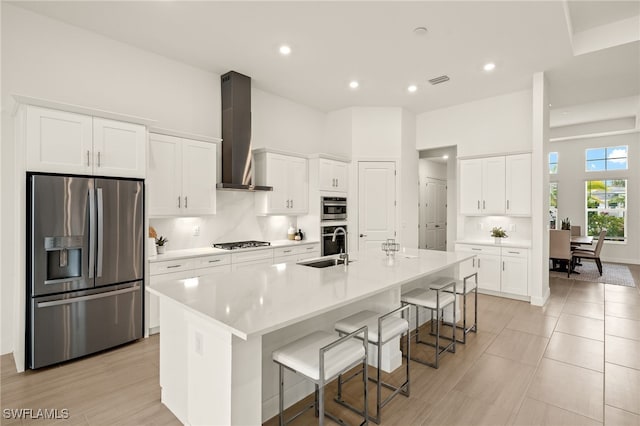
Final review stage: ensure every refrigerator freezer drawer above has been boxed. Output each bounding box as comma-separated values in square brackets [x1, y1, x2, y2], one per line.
[29, 282, 143, 369]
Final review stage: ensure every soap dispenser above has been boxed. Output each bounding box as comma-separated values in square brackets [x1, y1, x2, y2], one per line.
[287, 224, 295, 240]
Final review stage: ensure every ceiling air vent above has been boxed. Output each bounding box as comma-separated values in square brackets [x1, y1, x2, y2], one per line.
[428, 75, 450, 85]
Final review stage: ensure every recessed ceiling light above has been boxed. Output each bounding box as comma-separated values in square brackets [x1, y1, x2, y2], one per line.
[349, 81, 359, 89]
[442, 155, 449, 160]
[413, 26, 428, 35]
[483, 62, 496, 72]
[408, 85, 418, 93]
[279, 45, 291, 56]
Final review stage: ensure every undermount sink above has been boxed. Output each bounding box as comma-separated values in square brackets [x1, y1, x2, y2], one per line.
[298, 257, 354, 268]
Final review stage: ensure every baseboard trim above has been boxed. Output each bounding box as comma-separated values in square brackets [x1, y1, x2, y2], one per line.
[601, 257, 640, 265]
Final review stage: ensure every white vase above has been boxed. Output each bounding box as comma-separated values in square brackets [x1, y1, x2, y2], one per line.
[157, 245, 166, 254]
[494, 237, 502, 244]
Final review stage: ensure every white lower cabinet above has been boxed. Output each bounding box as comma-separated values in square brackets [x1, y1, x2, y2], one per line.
[456, 244, 529, 298]
[273, 243, 320, 264]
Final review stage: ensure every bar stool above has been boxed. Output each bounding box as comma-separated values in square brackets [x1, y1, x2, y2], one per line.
[333, 305, 411, 424]
[442, 273, 478, 344]
[272, 329, 369, 426]
[401, 279, 456, 369]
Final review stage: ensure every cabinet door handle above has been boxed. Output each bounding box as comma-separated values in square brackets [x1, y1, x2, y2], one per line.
[208, 259, 221, 263]
[478, 259, 481, 268]
[471, 248, 482, 251]
[508, 251, 520, 254]
[97, 151, 101, 167]
[502, 261, 505, 271]
[185, 196, 188, 208]
[336, 178, 339, 187]
[167, 264, 181, 269]
[178, 196, 181, 208]
[283, 249, 292, 253]
[507, 200, 510, 210]
[477, 200, 480, 210]
[291, 199, 293, 208]
[483, 200, 486, 209]
[472, 258, 475, 268]
[286, 200, 290, 208]
[306, 246, 315, 250]
[87, 150, 91, 167]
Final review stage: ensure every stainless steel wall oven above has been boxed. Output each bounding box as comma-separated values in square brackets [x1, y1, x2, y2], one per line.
[321, 225, 347, 256]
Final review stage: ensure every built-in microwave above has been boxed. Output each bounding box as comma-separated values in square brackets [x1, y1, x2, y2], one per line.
[321, 225, 347, 256]
[321, 197, 347, 221]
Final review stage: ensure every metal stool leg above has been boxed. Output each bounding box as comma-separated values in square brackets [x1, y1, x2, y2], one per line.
[279, 364, 285, 426]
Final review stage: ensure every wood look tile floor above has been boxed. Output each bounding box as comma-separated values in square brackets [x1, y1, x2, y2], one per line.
[2, 265, 639, 426]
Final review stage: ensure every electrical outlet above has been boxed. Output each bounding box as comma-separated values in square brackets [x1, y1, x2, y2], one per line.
[193, 225, 200, 236]
[194, 331, 203, 355]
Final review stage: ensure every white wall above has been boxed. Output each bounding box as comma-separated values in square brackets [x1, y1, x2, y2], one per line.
[352, 107, 401, 158]
[252, 88, 326, 155]
[419, 159, 447, 180]
[416, 89, 533, 157]
[400, 110, 418, 249]
[550, 117, 636, 139]
[549, 131, 639, 264]
[323, 108, 352, 159]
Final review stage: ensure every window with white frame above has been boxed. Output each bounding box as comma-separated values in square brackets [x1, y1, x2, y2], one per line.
[586, 146, 628, 172]
[585, 180, 627, 241]
[549, 182, 558, 229]
[549, 152, 558, 174]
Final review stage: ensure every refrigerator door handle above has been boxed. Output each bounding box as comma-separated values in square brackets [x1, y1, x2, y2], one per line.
[88, 188, 96, 279]
[36, 285, 140, 308]
[97, 187, 104, 278]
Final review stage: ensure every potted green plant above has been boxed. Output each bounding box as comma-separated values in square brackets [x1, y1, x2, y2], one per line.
[155, 235, 168, 254]
[561, 217, 571, 230]
[490, 227, 508, 244]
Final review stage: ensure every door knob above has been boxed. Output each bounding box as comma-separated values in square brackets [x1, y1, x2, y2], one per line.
[359, 234, 367, 237]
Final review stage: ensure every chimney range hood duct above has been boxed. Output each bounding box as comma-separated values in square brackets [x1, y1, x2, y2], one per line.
[216, 71, 272, 191]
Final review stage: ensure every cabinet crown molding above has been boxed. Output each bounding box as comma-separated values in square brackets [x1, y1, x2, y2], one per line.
[13, 94, 156, 126]
[149, 127, 221, 144]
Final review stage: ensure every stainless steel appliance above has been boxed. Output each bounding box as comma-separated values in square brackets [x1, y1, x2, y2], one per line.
[321, 196, 347, 221]
[27, 173, 144, 369]
[321, 225, 348, 256]
[212, 240, 271, 250]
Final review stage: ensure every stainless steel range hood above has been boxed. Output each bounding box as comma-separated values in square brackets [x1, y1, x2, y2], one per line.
[217, 71, 272, 192]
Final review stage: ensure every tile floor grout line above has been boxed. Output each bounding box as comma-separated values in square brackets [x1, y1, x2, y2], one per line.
[551, 329, 605, 343]
[541, 354, 605, 374]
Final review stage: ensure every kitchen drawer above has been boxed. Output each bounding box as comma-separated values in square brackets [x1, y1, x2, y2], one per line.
[273, 253, 300, 264]
[455, 244, 501, 256]
[501, 248, 528, 258]
[193, 254, 231, 269]
[150, 259, 195, 275]
[231, 249, 273, 264]
[193, 265, 232, 277]
[273, 246, 298, 257]
[297, 243, 320, 254]
[231, 258, 274, 271]
[297, 250, 320, 262]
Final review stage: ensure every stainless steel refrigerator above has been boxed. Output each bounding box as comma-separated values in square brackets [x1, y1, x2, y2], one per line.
[27, 173, 144, 369]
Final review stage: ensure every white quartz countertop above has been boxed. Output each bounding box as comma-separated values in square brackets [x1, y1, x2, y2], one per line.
[455, 239, 531, 249]
[148, 239, 320, 263]
[147, 248, 474, 340]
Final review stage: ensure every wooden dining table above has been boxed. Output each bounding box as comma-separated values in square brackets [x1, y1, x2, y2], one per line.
[571, 235, 594, 246]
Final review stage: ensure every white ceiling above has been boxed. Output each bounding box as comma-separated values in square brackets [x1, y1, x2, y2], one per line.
[9, 1, 640, 114]
[568, 0, 640, 33]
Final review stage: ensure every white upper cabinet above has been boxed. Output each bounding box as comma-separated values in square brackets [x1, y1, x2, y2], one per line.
[26, 106, 93, 175]
[460, 154, 530, 216]
[481, 157, 506, 214]
[254, 151, 308, 215]
[26, 106, 146, 178]
[505, 153, 532, 215]
[319, 159, 348, 192]
[92, 118, 146, 178]
[147, 133, 216, 217]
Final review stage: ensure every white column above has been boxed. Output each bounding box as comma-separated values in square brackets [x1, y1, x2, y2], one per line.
[530, 72, 551, 306]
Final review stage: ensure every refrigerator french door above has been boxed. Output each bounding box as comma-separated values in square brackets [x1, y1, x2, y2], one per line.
[27, 173, 144, 369]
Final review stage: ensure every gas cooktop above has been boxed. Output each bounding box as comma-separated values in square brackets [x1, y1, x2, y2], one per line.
[212, 240, 271, 250]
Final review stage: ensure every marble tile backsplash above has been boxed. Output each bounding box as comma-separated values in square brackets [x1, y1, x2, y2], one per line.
[461, 216, 532, 243]
[149, 191, 297, 250]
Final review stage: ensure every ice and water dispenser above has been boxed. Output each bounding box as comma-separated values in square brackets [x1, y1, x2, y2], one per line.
[44, 236, 83, 283]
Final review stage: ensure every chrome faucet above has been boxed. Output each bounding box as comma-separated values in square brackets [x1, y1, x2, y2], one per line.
[331, 227, 348, 265]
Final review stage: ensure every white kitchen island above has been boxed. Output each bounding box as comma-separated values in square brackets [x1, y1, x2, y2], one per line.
[148, 248, 475, 425]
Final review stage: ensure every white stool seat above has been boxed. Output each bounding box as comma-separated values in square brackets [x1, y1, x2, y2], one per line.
[401, 288, 455, 309]
[273, 331, 365, 381]
[335, 310, 409, 344]
[425, 276, 456, 290]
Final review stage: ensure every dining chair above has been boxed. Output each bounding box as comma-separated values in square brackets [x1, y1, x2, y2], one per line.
[549, 229, 572, 277]
[570, 225, 581, 236]
[572, 230, 607, 275]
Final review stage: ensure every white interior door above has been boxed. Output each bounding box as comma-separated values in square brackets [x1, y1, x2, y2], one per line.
[358, 161, 396, 251]
[420, 177, 447, 250]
